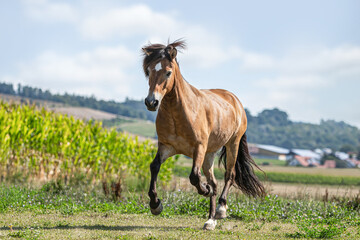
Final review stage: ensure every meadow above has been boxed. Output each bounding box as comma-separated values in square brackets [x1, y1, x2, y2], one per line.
[0, 180, 359, 239]
[173, 165, 360, 186]
[1, 101, 360, 239]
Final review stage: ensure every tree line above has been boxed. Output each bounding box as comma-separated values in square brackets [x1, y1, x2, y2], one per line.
[0, 82, 156, 121]
[245, 108, 360, 152]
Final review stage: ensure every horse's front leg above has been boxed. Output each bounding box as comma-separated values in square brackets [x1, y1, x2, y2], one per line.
[148, 143, 175, 215]
[189, 144, 213, 197]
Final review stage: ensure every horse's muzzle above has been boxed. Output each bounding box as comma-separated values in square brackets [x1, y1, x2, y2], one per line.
[145, 97, 159, 111]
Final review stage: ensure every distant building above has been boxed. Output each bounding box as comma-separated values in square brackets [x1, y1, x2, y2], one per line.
[249, 143, 359, 168]
[287, 149, 321, 167]
[335, 151, 350, 160]
[320, 160, 336, 168]
[333, 151, 358, 168]
[249, 144, 290, 160]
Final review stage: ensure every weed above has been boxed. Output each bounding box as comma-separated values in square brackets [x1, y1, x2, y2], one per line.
[41, 179, 64, 194]
[271, 226, 281, 231]
[116, 235, 132, 240]
[8, 227, 42, 240]
[287, 219, 346, 239]
[55, 220, 70, 228]
[246, 222, 265, 231]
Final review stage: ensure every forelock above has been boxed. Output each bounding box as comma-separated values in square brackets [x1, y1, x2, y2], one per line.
[142, 39, 186, 76]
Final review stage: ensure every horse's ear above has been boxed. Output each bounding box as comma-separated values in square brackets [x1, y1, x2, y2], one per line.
[168, 48, 177, 60]
[142, 48, 152, 56]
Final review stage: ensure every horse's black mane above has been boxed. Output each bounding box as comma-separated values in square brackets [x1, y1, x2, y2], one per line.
[142, 39, 186, 76]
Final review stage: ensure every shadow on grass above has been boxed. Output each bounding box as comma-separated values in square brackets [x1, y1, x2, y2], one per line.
[0, 225, 188, 232]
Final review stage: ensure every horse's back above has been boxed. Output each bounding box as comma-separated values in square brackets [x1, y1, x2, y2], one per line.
[202, 89, 245, 119]
[200, 88, 247, 150]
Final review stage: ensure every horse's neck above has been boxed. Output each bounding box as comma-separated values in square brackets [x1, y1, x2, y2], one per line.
[161, 69, 200, 117]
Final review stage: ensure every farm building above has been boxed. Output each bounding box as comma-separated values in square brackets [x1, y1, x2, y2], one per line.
[287, 149, 322, 167]
[249, 144, 290, 160]
[322, 160, 336, 168]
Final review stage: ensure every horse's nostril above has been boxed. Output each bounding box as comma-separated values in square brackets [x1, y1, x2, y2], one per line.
[145, 98, 150, 107]
[154, 100, 159, 107]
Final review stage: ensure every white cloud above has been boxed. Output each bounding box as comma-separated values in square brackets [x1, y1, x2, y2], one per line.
[21, 1, 242, 69]
[79, 4, 240, 68]
[239, 45, 360, 126]
[4, 45, 137, 100]
[180, 27, 242, 68]
[81, 4, 177, 40]
[22, 0, 77, 23]
[240, 45, 360, 77]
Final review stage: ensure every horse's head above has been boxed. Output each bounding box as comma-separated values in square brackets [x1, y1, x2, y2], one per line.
[142, 40, 186, 111]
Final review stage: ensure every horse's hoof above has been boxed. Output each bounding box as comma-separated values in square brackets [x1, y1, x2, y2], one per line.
[214, 205, 227, 219]
[150, 200, 163, 215]
[203, 185, 213, 197]
[203, 219, 217, 230]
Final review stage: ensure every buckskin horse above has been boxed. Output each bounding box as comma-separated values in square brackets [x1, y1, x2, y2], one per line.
[142, 40, 265, 230]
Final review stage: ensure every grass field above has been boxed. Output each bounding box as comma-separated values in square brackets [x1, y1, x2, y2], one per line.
[254, 158, 286, 166]
[3, 212, 358, 240]
[173, 165, 360, 186]
[116, 121, 157, 139]
[260, 165, 360, 177]
[177, 155, 286, 167]
[0, 183, 359, 239]
[0, 213, 317, 240]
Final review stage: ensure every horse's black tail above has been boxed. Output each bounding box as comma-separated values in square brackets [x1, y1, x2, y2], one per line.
[218, 133, 266, 198]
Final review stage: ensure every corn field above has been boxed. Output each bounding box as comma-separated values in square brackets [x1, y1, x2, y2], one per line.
[0, 101, 177, 189]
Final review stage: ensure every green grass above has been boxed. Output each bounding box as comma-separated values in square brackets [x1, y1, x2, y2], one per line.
[1, 183, 359, 223]
[118, 121, 156, 138]
[1, 213, 343, 240]
[0, 183, 359, 239]
[257, 171, 360, 186]
[102, 117, 134, 128]
[173, 165, 360, 186]
[254, 158, 286, 166]
[176, 156, 286, 168]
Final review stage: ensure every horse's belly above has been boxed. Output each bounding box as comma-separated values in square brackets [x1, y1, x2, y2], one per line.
[158, 134, 195, 158]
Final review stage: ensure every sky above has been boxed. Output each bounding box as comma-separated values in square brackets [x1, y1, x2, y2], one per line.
[1, 0, 360, 127]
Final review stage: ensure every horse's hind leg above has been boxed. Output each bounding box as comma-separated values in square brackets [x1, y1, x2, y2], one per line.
[189, 144, 213, 196]
[215, 140, 239, 219]
[148, 143, 175, 215]
[202, 152, 218, 230]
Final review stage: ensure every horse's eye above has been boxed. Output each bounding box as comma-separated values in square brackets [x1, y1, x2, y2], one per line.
[166, 71, 172, 77]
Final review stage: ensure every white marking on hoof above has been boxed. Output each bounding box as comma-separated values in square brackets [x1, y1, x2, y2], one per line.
[203, 219, 217, 230]
[155, 62, 162, 72]
[214, 205, 227, 219]
[203, 185, 213, 197]
[150, 201, 163, 215]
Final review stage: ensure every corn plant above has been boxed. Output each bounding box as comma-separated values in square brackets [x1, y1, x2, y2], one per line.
[0, 101, 177, 190]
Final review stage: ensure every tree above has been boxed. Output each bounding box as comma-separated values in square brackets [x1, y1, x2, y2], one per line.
[339, 144, 355, 153]
[0, 82, 15, 94]
[257, 108, 290, 126]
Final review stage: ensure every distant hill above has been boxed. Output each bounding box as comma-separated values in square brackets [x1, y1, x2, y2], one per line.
[1, 82, 359, 152]
[245, 108, 360, 152]
[0, 82, 156, 121]
[0, 93, 118, 121]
